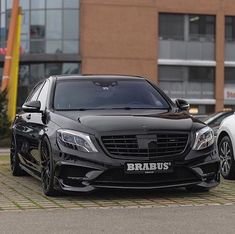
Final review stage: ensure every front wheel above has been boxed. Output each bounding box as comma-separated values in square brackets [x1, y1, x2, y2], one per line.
[40, 137, 57, 196]
[218, 136, 235, 179]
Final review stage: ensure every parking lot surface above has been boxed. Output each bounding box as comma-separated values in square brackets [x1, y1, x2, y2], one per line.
[1, 155, 235, 211]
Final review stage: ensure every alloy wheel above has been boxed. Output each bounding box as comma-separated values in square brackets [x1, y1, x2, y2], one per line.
[41, 141, 51, 191]
[219, 140, 232, 176]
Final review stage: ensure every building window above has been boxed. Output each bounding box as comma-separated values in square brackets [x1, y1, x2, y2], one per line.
[31, 0, 45, 10]
[6, 0, 13, 9]
[0, 62, 80, 108]
[188, 67, 214, 82]
[1, 0, 80, 54]
[30, 12, 45, 39]
[20, 0, 29, 10]
[30, 63, 45, 85]
[46, 0, 62, 9]
[63, 40, 78, 53]
[16, 62, 81, 107]
[21, 10, 29, 40]
[63, 10, 79, 40]
[62, 63, 80, 74]
[0, 13, 6, 42]
[189, 105, 215, 115]
[224, 68, 235, 103]
[189, 15, 215, 41]
[46, 40, 62, 53]
[159, 13, 215, 42]
[46, 10, 62, 39]
[158, 65, 215, 99]
[225, 16, 235, 42]
[30, 40, 45, 53]
[159, 14, 184, 40]
[29, 10, 45, 53]
[64, 0, 80, 8]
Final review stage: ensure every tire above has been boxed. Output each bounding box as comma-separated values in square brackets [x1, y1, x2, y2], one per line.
[186, 185, 210, 193]
[10, 135, 25, 176]
[218, 136, 235, 179]
[40, 137, 58, 196]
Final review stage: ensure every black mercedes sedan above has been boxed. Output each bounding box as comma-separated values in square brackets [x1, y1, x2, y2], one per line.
[11, 75, 220, 196]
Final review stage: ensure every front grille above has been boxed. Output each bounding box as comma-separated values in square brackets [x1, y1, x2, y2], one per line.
[101, 133, 188, 158]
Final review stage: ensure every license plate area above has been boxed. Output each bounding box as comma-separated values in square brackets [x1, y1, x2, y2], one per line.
[125, 162, 173, 174]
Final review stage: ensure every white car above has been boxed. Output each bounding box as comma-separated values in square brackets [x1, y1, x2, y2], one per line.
[217, 113, 235, 179]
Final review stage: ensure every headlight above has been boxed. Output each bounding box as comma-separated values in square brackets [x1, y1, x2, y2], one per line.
[57, 129, 98, 153]
[192, 126, 214, 150]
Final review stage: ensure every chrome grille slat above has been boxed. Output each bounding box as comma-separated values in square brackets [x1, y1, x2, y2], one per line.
[107, 145, 185, 150]
[101, 133, 188, 158]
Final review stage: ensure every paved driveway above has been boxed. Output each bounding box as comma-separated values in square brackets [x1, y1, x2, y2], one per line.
[1, 206, 235, 234]
[1, 156, 235, 211]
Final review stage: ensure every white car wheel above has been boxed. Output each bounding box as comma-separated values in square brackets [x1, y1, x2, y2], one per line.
[218, 136, 235, 179]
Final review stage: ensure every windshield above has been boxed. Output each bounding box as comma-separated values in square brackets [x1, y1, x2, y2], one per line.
[54, 79, 170, 110]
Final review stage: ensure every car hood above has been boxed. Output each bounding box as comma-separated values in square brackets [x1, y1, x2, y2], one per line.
[55, 110, 203, 133]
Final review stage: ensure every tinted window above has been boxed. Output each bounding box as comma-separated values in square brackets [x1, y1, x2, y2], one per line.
[37, 80, 50, 110]
[54, 79, 169, 110]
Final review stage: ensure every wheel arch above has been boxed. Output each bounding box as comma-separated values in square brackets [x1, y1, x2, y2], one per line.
[39, 134, 52, 162]
[217, 131, 235, 160]
[217, 131, 230, 146]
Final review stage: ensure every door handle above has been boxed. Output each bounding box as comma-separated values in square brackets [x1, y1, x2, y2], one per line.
[26, 114, 31, 120]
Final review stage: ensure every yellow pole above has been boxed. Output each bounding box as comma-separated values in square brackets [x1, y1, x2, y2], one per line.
[7, 8, 22, 122]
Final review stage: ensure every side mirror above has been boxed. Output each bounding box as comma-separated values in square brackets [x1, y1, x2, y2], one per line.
[175, 99, 190, 111]
[22, 100, 41, 113]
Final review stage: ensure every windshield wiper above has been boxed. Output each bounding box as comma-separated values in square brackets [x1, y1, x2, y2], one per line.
[56, 108, 100, 111]
[109, 107, 168, 110]
[56, 107, 168, 111]
[75, 108, 111, 111]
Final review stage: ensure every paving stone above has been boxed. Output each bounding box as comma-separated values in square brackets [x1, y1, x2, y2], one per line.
[1, 159, 235, 211]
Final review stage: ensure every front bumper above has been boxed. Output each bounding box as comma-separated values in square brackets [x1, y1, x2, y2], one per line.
[52, 146, 220, 193]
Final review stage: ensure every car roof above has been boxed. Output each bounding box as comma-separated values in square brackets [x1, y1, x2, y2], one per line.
[49, 74, 146, 81]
